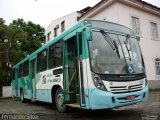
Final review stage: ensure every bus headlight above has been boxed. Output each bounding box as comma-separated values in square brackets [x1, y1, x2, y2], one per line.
[92, 73, 107, 91]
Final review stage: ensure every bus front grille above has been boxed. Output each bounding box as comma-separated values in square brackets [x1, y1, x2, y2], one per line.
[110, 84, 143, 93]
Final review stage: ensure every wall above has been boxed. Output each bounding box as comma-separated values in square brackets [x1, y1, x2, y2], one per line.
[90, 2, 160, 89]
[45, 12, 79, 43]
[2, 86, 12, 97]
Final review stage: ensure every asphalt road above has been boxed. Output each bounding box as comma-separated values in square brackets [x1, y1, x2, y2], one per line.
[0, 91, 160, 120]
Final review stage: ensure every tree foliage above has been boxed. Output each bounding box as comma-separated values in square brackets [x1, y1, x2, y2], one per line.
[0, 18, 45, 86]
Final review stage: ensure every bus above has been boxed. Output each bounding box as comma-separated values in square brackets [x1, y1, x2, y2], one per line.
[12, 19, 149, 112]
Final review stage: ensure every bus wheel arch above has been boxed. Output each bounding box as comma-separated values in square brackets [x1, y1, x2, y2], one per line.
[51, 85, 62, 106]
[51, 85, 67, 112]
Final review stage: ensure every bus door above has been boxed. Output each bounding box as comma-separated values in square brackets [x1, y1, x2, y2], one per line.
[15, 68, 19, 96]
[63, 32, 85, 107]
[30, 59, 36, 99]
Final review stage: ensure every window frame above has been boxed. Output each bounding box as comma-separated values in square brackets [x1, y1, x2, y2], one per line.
[130, 15, 141, 36]
[150, 21, 159, 40]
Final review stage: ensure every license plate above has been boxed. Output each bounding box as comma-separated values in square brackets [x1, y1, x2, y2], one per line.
[126, 95, 135, 100]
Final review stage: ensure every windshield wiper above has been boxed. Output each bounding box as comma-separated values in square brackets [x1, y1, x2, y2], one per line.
[126, 34, 131, 51]
[100, 30, 120, 58]
[100, 30, 116, 50]
[124, 41, 131, 61]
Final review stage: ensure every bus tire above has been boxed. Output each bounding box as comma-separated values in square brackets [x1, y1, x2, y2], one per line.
[55, 87, 67, 113]
[20, 89, 27, 103]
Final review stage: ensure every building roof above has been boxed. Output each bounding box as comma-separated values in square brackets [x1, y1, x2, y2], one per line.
[78, 6, 92, 14]
[79, 0, 160, 19]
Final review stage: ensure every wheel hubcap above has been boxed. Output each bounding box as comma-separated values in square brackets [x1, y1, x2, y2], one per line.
[57, 93, 64, 107]
[21, 92, 23, 101]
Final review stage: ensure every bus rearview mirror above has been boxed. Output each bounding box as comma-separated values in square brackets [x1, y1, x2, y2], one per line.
[85, 26, 92, 41]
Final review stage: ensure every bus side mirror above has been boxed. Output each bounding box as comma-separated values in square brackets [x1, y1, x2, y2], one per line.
[85, 26, 92, 41]
[136, 36, 140, 42]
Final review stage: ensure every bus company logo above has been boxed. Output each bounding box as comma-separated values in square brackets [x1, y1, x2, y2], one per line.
[110, 82, 113, 86]
[128, 86, 132, 91]
[42, 75, 47, 84]
[42, 75, 61, 84]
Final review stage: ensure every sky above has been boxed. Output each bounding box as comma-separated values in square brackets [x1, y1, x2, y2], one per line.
[0, 0, 160, 29]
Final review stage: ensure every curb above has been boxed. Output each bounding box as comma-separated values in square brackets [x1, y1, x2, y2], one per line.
[0, 97, 12, 100]
[149, 89, 160, 91]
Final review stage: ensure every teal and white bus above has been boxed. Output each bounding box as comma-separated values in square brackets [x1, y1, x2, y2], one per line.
[12, 19, 148, 112]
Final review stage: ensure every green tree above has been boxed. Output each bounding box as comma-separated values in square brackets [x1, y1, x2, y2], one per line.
[10, 19, 45, 54]
[0, 18, 12, 87]
[0, 18, 45, 87]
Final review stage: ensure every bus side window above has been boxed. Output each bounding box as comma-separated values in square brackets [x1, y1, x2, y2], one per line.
[54, 41, 62, 67]
[48, 40, 63, 69]
[37, 49, 47, 72]
[19, 64, 23, 78]
[48, 44, 55, 69]
[23, 60, 29, 76]
[12, 69, 15, 80]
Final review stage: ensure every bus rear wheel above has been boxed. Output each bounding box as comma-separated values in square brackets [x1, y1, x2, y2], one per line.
[55, 87, 67, 112]
[20, 89, 27, 103]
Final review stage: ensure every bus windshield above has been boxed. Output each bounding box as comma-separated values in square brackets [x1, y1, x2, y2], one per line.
[88, 30, 145, 74]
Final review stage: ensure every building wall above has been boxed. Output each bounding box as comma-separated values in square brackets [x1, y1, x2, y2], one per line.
[2, 86, 12, 98]
[90, 2, 160, 89]
[45, 12, 80, 43]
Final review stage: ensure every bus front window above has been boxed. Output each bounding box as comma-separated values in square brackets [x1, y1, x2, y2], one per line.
[88, 30, 145, 74]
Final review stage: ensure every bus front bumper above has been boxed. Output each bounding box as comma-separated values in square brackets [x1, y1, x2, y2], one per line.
[89, 85, 149, 110]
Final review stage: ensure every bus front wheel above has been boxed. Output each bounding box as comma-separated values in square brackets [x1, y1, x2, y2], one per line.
[55, 87, 67, 112]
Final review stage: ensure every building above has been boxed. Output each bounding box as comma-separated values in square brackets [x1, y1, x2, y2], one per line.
[45, 0, 160, 89]
[45, 7, 91, 43]
[79, 0, 160, 89]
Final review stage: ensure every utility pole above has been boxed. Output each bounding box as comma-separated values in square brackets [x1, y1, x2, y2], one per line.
[4, 39, 11, 85]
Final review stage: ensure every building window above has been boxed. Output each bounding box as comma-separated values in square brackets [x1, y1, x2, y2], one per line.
[150, 22, 158, 40]
[47, 31, 51, 42]
[54, 28, 57, 37]
[131, 16, 140, 35]
[61, 21, 65, 32]
[54, 25, 59, 37]
[155, 58, 160, 76]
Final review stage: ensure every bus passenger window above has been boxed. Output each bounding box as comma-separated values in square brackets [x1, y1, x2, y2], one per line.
[19, 64, 23, 78]
[54, 41, 62, 67]
[23, 61, 29, 76]
[37, 49, 47, 72]
[48, 41, 62, 69]
[49, 45, 55, 69]
[12, 69, 15, 80]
